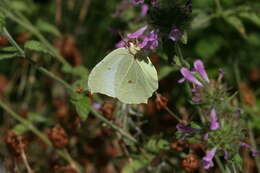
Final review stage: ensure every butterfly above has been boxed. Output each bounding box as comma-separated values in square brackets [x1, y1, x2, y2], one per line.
[88, 42, 158, 104]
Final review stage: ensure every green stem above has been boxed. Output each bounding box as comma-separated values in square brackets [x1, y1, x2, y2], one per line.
[214, 0, 223, 14]
[90, 107, 138, 143]
[175, 43, 185, 66]
[3, 28, 25, 57]
[215, 156, 226, 173]
[248, 123, 260, 173]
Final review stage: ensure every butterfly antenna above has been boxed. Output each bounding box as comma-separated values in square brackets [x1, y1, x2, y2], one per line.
[118, 31, 128, 47]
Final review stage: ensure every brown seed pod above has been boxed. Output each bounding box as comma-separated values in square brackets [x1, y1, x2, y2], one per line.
[100, 100, 115, 120]
[4, 131, 27, 158]
[171, 140, 189, 152]
[181, 154, 200, 173]
[48, 125, 68, 149]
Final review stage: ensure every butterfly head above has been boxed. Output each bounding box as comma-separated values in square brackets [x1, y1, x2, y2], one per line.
[126, 40, 141, 56]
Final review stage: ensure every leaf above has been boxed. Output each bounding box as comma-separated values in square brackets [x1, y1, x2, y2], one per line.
[195, 36, 223, 57]
[13, 112, 47, 134]
[181, 31, 188, 44]
[144, 138, 170, 153]
[0, 12, 5, 33]
[13, 124, 28, 134]
[0, 53, 18, 60]
[224, 16, 247, 38]
[0, 46, 18, 52]
[158, 66, 178, 80]
[24, 40, 52, 55]
[27, 112, 47, 123]
[71, 95, 90, 121]
[122, 156, 150, 173]
[239, 12, 260, 27]
[36, 19, 61, 37]
[191, 12, 211, 30]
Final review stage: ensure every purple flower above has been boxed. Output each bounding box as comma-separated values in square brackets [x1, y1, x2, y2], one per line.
[251, 149, 260, 157]
[194, 60, 210, 83]
[203, 133, 209, 140]
[180, 68, 203, 86]
[141, 4, 149, 17]
[218, 69, 225, 80]
[115, 40, 126, 48]
[169, 26, 182, 41]
[132, 0, 144, 5]
[224, 150, 229, 159]
[202, 148, 217, 169]
[176, 123, 199, 134]
[117, 26, 159, 50]
[240, 142, 260, 157]
[127, 26, 147, 38]
[210, 108, 219, 131]
[151, 0, 157, 7]
[92, 102, 101, 110]
[192, 97, 201, 102]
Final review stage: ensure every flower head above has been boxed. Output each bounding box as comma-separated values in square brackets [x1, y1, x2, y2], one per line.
[176, 123, 199, 134]
[202, 148, 217, 169]
[132, 0, 144, 5]
[169, 26, 182, 41]
[141, 4, 149, 17]
[127, 26, 147, 38]
[209, 108, 219, 131]
[179, 68, 203, 86]
[194, 60, 210, 83]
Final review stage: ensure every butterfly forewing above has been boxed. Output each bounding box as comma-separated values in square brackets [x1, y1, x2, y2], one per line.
[88, 48, 128, 97]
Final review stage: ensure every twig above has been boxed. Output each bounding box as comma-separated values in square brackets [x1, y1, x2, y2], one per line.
[20, 148, 34, 173]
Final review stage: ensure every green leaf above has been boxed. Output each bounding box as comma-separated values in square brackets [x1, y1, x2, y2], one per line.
[239, 12, 260, 27]
[0, 12, 5, 33]
[158, 65, 178, 80]
[0, 46, 18, 52]
[181, 31, 188, 44]
[36, 19, 61, 37]
[24, 40, 52, 55]
[71, 95, 90, 121]
[0, 53, 18, 60]
[195, 36, 223, 57]
[122, 156, 150, 173]
[27, 112, 47, 123]
[225, 16, 246, 38]
[13, 124, 28, 134]
[191, 12, 211, 30]
[144, 138, 170, 153]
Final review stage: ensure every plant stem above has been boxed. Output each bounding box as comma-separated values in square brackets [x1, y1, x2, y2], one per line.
[164, 106, 182, 123]
[90, 107, 138, 143]
[3, 28, 25, 57]
[248, 123, 260, 173]
[215, 156, 226, 173]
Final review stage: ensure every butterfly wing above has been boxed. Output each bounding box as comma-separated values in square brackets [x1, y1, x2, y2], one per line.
[88, 48, 129, 97]
[115, 55, 158, 104]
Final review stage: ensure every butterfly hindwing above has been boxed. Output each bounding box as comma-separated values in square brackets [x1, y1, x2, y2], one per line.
[115, 55, 158, 104]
